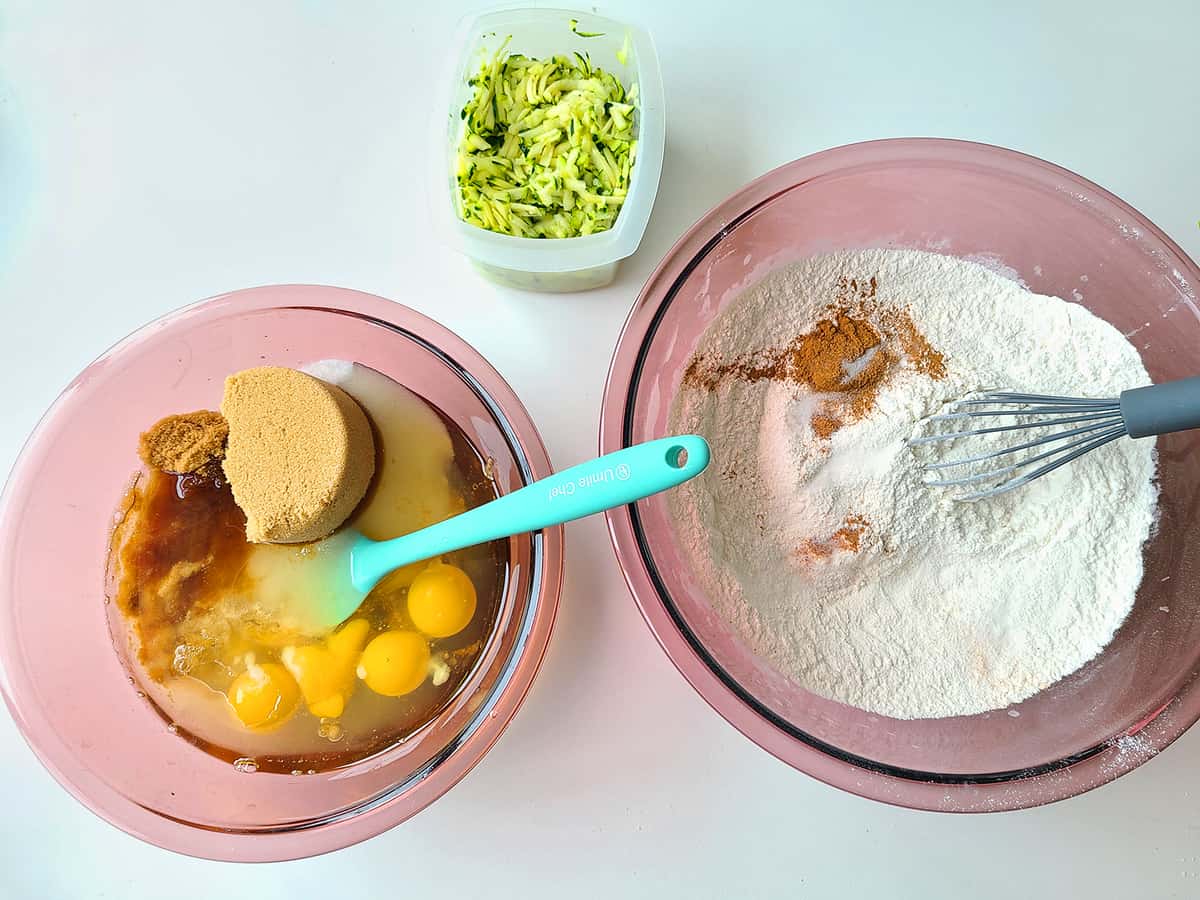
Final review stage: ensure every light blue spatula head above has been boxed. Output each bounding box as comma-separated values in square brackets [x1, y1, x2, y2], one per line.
[290, 435, 710, 632]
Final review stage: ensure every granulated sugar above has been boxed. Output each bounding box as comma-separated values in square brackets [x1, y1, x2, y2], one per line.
[668, 249, 1158, 719]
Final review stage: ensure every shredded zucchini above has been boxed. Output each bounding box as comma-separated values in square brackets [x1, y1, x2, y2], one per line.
[455, 36, 638, 239]
[615, 33, 631, 66]
[568, 18, 605, 38]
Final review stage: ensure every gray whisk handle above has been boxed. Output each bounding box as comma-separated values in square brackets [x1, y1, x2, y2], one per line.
[1120, 376, 1200, 439]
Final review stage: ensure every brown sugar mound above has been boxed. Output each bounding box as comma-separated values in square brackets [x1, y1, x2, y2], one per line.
[220, 367, 376, 543]
[138, 410, 228, 474]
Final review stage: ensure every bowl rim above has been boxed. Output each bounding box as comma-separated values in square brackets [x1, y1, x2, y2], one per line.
[0, 284, 564, 859]
[599, 137, 1200, 813]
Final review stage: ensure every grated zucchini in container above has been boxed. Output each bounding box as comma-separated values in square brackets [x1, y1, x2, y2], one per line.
[455, 36, 638, 239]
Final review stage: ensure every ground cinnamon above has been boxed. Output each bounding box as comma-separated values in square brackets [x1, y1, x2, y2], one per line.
[789, 311, 896, 431]
[138, 410, 228, 475]
[811, 415, 842, 440]
[832, 514, 869, 551]
[681, 273, 946, 440]
[794, 514, 870, 563]
[886, 309, 947, 379]
[788, 311, 886, 392]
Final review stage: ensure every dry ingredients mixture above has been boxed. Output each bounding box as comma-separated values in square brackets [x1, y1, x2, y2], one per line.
[669, 248, 1158, 719]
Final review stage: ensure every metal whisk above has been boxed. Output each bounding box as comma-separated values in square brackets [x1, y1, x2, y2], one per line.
[910, 376, 1200, 501]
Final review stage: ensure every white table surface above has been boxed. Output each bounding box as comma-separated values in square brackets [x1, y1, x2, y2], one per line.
[3, 1, 1199, 896]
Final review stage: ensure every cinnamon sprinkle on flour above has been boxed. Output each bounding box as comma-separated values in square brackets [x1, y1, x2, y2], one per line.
[795, 514, 870, 563]
[682, 274, 945, 439]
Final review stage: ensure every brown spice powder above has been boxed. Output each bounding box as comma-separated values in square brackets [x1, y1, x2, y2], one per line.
[788, 311, 886, 392]
[835, 274, 879, 304]
[832, 514, 869, 552]
[682, 273, 946, 441]
[138, 410, 228, 475]
[811, 415, 842, 440]
[794, 538, 834, 562]
[794, 514, 870, 563]
[888, 310, 947, 379]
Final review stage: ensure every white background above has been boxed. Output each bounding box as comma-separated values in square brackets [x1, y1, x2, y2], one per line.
[2, 1, 1199, 896]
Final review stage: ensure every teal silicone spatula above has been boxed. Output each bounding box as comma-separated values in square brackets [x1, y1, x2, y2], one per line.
[292, 435, 709, 631]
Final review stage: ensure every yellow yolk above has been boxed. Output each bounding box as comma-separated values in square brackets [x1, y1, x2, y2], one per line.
[327, 617, 371, 659]
[375, 559, 428, 592]
[357, 631, 430, 697]
[227, 661, 299, 729]
[407, 562, 477, 638]
[281, 618, 370, 718]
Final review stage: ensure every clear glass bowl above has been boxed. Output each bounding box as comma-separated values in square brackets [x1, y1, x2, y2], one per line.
[600, 138, 1200, 812]
[0, 285, 563, 859]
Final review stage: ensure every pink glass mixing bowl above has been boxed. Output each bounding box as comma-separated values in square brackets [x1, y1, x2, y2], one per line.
[0, 285, 563, 859]
[601, 138, 1200, 812]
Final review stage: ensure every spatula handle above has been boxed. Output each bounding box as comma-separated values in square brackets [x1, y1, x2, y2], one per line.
[351, 435, 710, 593]
[1120, 376, 1200, 439]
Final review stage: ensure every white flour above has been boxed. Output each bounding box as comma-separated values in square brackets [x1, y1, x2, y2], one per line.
[669, 249, 1158, 719]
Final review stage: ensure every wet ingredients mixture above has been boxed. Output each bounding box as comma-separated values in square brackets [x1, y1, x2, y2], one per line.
[669, 248, 1158, 719]
[108, 361, 506, 772]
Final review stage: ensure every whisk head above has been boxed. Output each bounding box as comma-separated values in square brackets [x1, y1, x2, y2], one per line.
[909, 392, 1128, 501]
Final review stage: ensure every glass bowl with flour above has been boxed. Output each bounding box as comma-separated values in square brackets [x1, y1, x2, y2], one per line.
[671, 246, 1158, 721]
[601, 139, 1200, 811]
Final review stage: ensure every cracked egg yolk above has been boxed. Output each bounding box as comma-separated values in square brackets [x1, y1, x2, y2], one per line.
[357, 630, 429, 697]
[407, 562, 477, 638]
[227, 660, 300, 729]
[280, 618, 370, 718]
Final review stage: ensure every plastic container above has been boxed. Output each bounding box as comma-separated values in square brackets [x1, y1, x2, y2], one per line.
[430, 7, 665, 292]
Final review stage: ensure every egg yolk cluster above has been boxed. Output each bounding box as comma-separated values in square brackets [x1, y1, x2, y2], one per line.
[226, 560, 478, 730]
